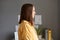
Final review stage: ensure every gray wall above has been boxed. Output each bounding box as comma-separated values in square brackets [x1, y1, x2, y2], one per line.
[0, 0, 59, 40]
[58, 0, 60, 40]
[0, 0, 18, 40]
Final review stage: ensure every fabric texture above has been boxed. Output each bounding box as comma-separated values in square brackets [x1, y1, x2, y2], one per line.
[18, 20, 39, 40]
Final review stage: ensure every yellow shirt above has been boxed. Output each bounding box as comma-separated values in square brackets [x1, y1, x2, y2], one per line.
[18, 20, 39, 40]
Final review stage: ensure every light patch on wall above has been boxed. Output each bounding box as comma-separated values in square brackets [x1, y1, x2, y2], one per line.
[35, 15, 42, 25]
[14, 32, 18, 40]
[18, 15, 20, 22]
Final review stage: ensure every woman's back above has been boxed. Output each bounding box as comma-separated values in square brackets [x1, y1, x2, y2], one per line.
[18, 20, 38, 40]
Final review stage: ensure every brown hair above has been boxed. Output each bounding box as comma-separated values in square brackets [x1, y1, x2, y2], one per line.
[19, 3, 34, 25]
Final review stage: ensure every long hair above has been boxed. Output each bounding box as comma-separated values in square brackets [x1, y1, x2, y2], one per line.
[19, 3, 34, 25]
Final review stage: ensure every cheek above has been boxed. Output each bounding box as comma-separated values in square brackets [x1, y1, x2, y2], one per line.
[33, 11, 35, 16]
[32, 12, 35, 18]
[32, 10, 36, 18]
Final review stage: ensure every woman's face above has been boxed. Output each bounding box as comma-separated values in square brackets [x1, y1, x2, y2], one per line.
[32, 6, 36, 19]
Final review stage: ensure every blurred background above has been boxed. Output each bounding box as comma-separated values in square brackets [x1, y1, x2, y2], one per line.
[0, 0, 60, 40]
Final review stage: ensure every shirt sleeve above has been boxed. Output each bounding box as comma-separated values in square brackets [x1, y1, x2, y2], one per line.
[18, 22, 33, 40]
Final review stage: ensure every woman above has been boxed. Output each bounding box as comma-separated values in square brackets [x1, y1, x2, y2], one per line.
[18, 3, 39, 40]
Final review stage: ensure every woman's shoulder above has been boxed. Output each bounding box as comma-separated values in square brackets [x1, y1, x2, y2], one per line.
[21, 20, 28, 25]
[21, 20, 32, 28]
[21, 20, 31, 25]
[18, 20, 28, 31]
[18, 20, 33, 30]
[18, 20, 31, 31]
[19, 20, 29, 27]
